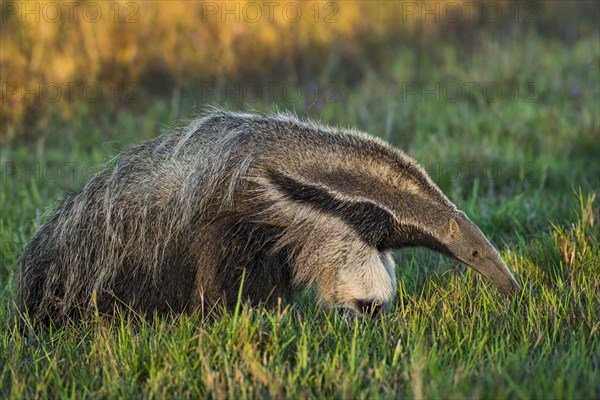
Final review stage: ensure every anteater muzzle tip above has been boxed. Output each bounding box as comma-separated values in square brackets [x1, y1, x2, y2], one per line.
[501, 275, 522, 297]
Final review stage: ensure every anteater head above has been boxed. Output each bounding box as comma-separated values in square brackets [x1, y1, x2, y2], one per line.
[381, 204, 521, 297]
[441, 211, 521, 296]
[259, 115, 522, 299]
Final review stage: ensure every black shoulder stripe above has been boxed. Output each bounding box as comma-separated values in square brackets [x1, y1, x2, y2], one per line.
[267, 170, 395, 249]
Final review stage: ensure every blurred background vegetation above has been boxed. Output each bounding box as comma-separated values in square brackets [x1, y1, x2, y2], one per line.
[2, 0, 598, 140]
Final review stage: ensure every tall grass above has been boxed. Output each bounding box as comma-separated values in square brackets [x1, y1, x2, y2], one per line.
[1, 193, 598, 398]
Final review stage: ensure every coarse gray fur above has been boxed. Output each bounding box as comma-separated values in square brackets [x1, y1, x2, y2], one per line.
[19, 108, 521, 324]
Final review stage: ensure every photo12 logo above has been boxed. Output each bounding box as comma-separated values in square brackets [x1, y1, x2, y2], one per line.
[401, 81, 538, 103]
[1, 161, 102, 183]
[1, 1, 139, 23]
[1, 82, 138, 105]
[200, 1, 339, 23]
[400, 1, 539, 24]
[199, 81, 342, 110]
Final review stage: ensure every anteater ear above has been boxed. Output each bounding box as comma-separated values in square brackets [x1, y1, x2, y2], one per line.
[449, 218, 459, 239]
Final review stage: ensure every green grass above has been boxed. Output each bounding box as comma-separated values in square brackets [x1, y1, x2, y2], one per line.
[1, 28, 599, 398]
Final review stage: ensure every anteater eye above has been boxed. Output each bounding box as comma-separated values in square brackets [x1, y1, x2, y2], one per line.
[472, 250, 479, 258]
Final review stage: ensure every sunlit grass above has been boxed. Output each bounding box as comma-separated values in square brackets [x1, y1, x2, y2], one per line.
[2, 194, 597, 398]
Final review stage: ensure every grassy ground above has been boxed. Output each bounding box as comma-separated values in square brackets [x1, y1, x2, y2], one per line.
[1, 28, 599, 398]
